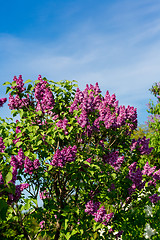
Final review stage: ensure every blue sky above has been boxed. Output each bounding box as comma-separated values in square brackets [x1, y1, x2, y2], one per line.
[1, 0, 160, 124]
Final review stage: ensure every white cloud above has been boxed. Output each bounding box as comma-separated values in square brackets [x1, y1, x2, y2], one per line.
[1, 1, 160, 124]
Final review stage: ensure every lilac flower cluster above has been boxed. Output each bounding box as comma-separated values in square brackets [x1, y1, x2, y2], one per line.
[85, 201, 114, 225]
[103, 151, 124, 171]
[56, 118, 69, 135]
[11, 75, 25, 93]
[130, 137, 153, 155]
[51, 145, 77, 167]
[147, 115, 160, 124]
[8, 183, 29, 204]
[0, 173, 4, 184]
[69, 83, 137, 137]
[8, 75, 31, 110]
[39, 190, 50, 200]
[0, 150, 29, 204]
[0, 98, 7, 107]
[8, 93, 30, 110]
[11, 148, 25, 170]
[10, 148, 25, 183]
[149, 194, 160, 204]
[0, 137, 5, 152]
[142, 162, 160, 187]
[128, 162, 145, 195]
[24, 157, 40, 174]
[35, 75, 55, 114]
[94, 206, 114, 225]
[85, 200, 100, 215]
[142, 162, 156, 176]
[39, 220, 45, 229]
[13, 125, 21, 144]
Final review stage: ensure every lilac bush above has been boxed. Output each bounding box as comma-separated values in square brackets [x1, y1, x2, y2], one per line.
[0, 75, 160, 239]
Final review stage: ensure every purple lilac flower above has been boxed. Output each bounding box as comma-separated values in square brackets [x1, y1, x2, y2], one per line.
[10, 149, 25, 170]
[70, 83, 137, 137]
[56, 118, 69, 135]
[0, 137, 5, 152]
[39, 220, 45, 229]
[148, 180, 156, 187]
[153, 170, 160, 181]
[128, 162, 145, 195]
[0, 173, 4, 184]
[35, 75, 55, 114]
[39, 190, 50, 200]
[103, 151, 124, 171]
[8, 183, 29, 204]
[130, 137, 153, 155]
[24, 157, 40, 174]
[149, 194, 160, 204]
[142, 162, 156, 176]
[11, 75, 25, 93]
[93, 206, 114, 225]
[51, 145, 77, 167]
[8, 93, 30, 110]
[85, 200, 100, 215]
[94, 206, 106, 222]
[11, 167, 18, 184]
[0, 98, 7, 107]
[24, 157, 34, 174]
[33, 159, 40, 169]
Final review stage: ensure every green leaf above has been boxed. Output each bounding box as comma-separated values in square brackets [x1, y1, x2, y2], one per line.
[5, 172, 12, 183]
[65, 232, 71, 240]
[16, 141, 23, 147]
[65, 219, 69, 230]
[71, 229, 77, 236]
[11, 81, 17, 87]
[6, 86, 12, 94]
[3, 81, 11, 86]
[24, 79, 32, 84]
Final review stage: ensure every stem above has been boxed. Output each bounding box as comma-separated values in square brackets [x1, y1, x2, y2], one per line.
[15, 204, 32, 240]
[54, 221, 62, 240]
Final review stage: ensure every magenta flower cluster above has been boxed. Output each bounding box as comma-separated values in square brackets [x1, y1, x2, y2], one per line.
[149, 194, 160, 204]
[69, 83, 137, 137]
[85, 200, 114, 225]
[56, 117, 69, 135]
[8, 183, 29, 204]
[39, 190, 50, 200]
[13, 124, 21, 144]
[10, 147, 40, 175]
[39, 220, 45, 229]
[130, 136, 153, 155]
[6, 149, 40, 203]
[128, 162, 145, 195]
[0, 97, 7, 107]
[24, 157, 40, 174]
[142, 162, 156, 176]
[85, 200, 100, 215]
[11, 75, 25, 93]
[0, 149, 29, 204]
[103, 151, 124, 171]
[10, 148, 25, 183]
[0, 137, 5, 153]
[8, 93, 30, 110]
[51, 145, 77, 167]
[0, 173, 4, 184]
[8, 75, 32, 110]
[35, 75, 55, 114]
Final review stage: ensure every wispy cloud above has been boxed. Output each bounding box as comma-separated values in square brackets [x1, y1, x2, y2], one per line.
[0, 0, 160, 124]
